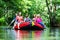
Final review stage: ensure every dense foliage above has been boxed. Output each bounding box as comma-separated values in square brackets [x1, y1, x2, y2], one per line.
[0, 0, 60, 27]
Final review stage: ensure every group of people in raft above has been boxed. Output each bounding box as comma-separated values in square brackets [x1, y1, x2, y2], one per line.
[10, 12, 46, 29]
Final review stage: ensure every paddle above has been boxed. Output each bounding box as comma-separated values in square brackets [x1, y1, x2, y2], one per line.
[8, 19, 15, 29]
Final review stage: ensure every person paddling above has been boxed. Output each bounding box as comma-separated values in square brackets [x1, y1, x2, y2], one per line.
[16, 12, 24, 29]
[36, 14, 46, 28]
[24, 15, 32, 23]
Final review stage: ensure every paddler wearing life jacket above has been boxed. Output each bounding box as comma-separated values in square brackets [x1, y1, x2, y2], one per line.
[36, 14, 46, 28]
[16, 12, 24, 23]
[16, 12, 24, 29]
[24, 14, 32, 23]
[13, 12, 24, 29]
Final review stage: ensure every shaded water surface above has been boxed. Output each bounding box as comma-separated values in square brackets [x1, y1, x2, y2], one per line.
[0, 27, 60, 40]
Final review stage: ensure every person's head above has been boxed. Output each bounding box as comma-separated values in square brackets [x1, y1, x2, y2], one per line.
[18, 12, 21, 16]
[26, 14, 28, 18]
[15, 13, 18, 16]
[37, 14, 40, 18]
[33, 14, 36, 18]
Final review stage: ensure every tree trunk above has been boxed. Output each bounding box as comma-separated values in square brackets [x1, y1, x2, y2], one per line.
[46, 0, 57, 27]
[46, 0, 52, 26]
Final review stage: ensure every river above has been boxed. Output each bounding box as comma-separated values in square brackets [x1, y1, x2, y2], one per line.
[0, 27, 60, 40]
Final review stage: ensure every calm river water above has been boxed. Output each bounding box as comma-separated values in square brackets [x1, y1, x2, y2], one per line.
[0, 27, 60, 40]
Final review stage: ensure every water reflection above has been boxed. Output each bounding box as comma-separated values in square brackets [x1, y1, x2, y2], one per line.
[49, 28, 60, 40]
[15, 30, 43, 40]
[0, 28, 60, 40]
[0, 29, 16, 40]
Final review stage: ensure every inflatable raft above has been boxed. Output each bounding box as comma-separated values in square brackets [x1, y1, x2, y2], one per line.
[14, 22, 44, 30]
